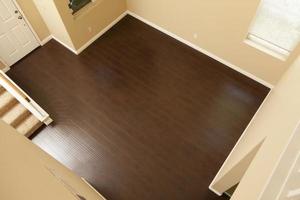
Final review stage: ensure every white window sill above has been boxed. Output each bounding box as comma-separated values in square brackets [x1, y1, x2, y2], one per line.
[244, 34, 289, 61]
[72, 0, 103, 20]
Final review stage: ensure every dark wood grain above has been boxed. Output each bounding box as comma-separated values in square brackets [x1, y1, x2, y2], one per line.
[7, 15, 269, 200]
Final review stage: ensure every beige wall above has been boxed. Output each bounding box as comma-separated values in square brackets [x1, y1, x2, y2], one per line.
[0, 120, 105, 200]
[16, 0, 50, 41]
[33, 0, 75, 49]
[259, 124, 300, 200]
[9, 0, 300, 85]
[53, 0, 127, 49]
[211, 55, 300, 199]
[33, 0, 126, 50]
[127, 0, 300, 85]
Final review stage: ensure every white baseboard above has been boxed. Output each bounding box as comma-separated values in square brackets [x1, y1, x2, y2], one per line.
[1, 66, 11, 73]
[51, 11, 127, 55]
[127, 11, 274, 89]
[47, 9, 273, 88]
[40, 35, 53, 46]
[81, 178, 107, 200]
[52, 36, 78, 55]
[76, 11, 127, 54]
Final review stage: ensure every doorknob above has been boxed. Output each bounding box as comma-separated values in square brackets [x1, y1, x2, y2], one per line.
[18, 16, 23, 20]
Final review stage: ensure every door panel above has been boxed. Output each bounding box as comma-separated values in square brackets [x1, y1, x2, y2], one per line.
[12, 25, 31, 47]
[0, 0, 39, 66]
[0, 1, 13, 21]
[0, 35, 17, 57]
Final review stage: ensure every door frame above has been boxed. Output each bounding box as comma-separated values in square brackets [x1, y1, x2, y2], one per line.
[0, 0, 43, 71]
[11, 0, 42, 45]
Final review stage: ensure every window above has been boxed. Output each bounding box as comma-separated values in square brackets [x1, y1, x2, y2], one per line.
[69, 0, 92, 14]
[247, 0, 300, 59]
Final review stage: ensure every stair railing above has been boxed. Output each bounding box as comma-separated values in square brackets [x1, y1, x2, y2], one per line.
[0, 70, 52, 125]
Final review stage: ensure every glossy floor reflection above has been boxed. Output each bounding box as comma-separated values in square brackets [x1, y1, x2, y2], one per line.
[8, 15, 269, 200]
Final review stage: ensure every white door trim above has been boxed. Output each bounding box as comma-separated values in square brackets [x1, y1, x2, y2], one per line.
[0, 0, 42, 71]
[11, 0, 42, 45]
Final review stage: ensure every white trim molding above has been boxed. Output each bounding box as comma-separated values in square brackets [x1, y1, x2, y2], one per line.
[257, 121, 300, 200]
[40, 35, 53, 46]
[81, 178, 107, 200]
[126, 11, 274, 89]
[245, 35, 288, 62]
[76, 11, 127, 54]
[12, 0, 42, 46]
[52, 36, 78, 55]
[42, 9, 274, 89]
[51, 11, 127, 55]
[0, 70, 53, 125]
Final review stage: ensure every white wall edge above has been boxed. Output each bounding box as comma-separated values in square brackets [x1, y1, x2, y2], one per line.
[76, 11, 128, 54]
[257, 120, 300, 200]
[41, 35, 53, 46]
[208, 89, 272, 195]
[126, 11, 274, 89]
[52, 36, 78, 55]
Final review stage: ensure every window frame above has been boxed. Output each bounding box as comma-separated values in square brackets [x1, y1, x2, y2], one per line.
[245, 34, 289, 61]
[69, 0, 93, 14]
[245, 0, 300, 61]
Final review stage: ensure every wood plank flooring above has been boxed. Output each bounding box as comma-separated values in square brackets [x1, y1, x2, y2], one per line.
[7, 15, 269, 200]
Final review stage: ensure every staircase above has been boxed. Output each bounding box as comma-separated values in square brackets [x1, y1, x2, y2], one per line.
[0, 86, 42, 137]
[0, 70, 52, 137]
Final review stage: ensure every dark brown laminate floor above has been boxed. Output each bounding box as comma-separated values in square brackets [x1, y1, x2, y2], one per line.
[8, 15, 269, 200]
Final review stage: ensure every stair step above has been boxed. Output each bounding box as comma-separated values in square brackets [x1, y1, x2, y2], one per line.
[0, 91, 17, 116]
[1, 103, 30, 127]
[16, 114, 42, 137]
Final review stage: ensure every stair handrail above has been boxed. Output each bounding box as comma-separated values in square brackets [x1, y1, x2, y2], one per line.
[0, 70, 52, 125]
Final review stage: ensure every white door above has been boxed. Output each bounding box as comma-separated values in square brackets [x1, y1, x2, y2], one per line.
[0, 0, 39, 66]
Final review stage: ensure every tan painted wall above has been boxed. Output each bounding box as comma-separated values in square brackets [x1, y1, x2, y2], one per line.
[211, 55, 300, 199]
[126, 0, 300, 85]
[33, 0, 75, 49]
[0, 120, 105, 200]
[16, 0, 50, 41]
[9, 0, 300, 85]
[33, 0, 126, 50]
[259, 124, 300, 200]
[231, 55, 300, 199]
[53, 0, 127, 49]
